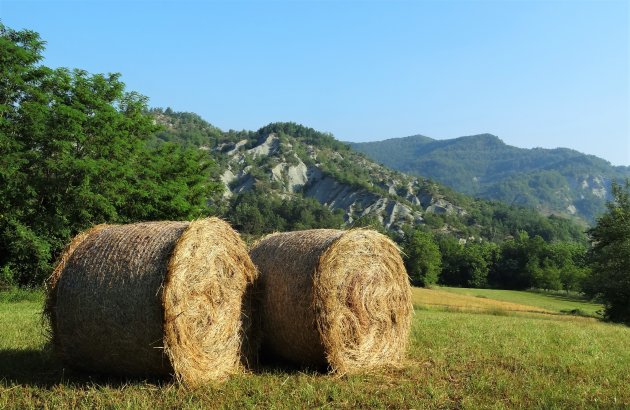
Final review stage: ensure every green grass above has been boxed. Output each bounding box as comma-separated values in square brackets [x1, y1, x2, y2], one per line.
[0, 287, 45, 303]
[439, 286, 603, 317]
[1, 290, 629, 409]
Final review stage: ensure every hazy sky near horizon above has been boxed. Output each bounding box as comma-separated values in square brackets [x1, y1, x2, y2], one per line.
[2, 0, 629, 165]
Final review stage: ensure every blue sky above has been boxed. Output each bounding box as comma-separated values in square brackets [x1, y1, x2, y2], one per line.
[2, 0, 629, 165]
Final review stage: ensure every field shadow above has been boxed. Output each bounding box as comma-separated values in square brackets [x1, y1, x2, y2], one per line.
[0, 347, 324, 388]
[0, 348, 62, 387]
[546, 293, 588, 303]
[254, 346, 328, 375]
[527, 290, 596, 305]
[0, 348, 169, 388]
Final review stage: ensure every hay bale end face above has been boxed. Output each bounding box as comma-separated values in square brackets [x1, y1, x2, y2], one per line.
[44, 218, 257, 386]
[250, 229, 412, 373]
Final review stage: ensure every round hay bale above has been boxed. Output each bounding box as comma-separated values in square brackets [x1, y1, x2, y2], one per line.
[250, 228, 412, 373]
[44, 218, 257, 386]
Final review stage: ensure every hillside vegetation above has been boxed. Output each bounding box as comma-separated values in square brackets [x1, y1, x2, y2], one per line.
[350, 134, 630, 222]
[153, 110, 587, 244]
[2, 289, 628, 409]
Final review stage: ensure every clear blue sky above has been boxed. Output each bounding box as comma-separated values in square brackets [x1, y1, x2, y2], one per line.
[2, 0, 629, 165]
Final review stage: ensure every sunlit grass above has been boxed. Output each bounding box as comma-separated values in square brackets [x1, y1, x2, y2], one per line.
[438, 286, 602, 317]
[0, 289, 627, 409]
[411, 287, 554, 316]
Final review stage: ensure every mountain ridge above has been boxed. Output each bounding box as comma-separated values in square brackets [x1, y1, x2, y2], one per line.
[151, 109, 587, 243]
[350, 133, 630, 222]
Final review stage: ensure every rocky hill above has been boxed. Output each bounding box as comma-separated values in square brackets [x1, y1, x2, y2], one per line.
[350, 134, 630, 222]
[214, 124, 467, 232]
[151, 109, 587, 242]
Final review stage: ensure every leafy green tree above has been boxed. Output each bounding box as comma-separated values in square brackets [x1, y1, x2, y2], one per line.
[226, 190, 344, 235]
[437, 237, 497, 288]
[400, 227, 442, 286]
[549, 242, 589, 294]
[0, 24, 220, 287]
[464, 242, 498, 288]
[585, 181, 630, 324]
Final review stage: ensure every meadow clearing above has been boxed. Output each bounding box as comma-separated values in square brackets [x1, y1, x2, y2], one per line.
[1, 287, 629, 409]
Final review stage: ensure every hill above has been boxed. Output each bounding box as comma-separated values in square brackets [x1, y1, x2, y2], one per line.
[152, 109, 587, 243]
[349, 134, 630, 222]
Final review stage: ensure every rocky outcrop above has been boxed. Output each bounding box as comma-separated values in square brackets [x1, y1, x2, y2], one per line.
[247, 134, 279, 158]
[216, 131, 464, 232]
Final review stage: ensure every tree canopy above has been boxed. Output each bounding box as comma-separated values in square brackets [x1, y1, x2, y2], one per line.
[398, 226, 442, 286]
[585, 181, 630, 324]
[0, 24, 221, 287]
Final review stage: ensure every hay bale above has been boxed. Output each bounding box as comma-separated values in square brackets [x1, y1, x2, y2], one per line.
[44, 218, 257, 386]
[250, 229, 412, 373]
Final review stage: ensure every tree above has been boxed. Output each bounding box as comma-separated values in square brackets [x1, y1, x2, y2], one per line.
[437, 236, 497, 288]
[0, 24, 220, 287]
[400, 227, 442, 286]
[491, 231, 534, 290]
[585, 181, 630, 324]
[226, 190, 345, 235]
[549, 242, 588, 294]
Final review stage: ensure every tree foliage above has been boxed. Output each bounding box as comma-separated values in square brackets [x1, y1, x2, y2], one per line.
[437, 237, 498, 288]
[398, 227, 441, 286]
[585, 180, 630, 324]
[0, 24, 221, 287]
[226, 190, 345, 236]
[433, 231, 588, 292]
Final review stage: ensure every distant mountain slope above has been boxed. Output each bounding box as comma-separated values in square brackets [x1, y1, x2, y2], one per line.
[350, 134, 630, 222]
[151, 109, 587, 243]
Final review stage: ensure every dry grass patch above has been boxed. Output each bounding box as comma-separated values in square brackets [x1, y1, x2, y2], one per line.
[413, 287, 559, 317]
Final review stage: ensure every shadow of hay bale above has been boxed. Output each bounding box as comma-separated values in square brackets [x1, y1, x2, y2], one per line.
[0, 346, 172, 388]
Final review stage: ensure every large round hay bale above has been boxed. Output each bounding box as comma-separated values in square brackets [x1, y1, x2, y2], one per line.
[44, 218, 257, 386]
[250, 229, 412, 373]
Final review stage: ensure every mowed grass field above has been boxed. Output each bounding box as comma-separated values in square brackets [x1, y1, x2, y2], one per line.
[1, 288, 629, 409]
[434, 287, 603, 317]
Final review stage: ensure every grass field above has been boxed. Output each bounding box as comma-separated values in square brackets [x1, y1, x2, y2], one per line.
[1, 288, 629, 409]
[435, 287, 603, 317]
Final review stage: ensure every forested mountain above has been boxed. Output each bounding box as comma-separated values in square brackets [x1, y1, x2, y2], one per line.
[349, 134, 630, 222]
[152, 109, 586, 244]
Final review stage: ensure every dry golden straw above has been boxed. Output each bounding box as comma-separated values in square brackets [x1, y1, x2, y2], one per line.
[250, 229, 412, 373]
[44, 218, 257, 386]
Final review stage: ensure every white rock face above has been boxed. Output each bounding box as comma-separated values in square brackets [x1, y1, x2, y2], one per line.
[592, 187, 606, 199]
[425, 198, 466, 216]
[287, 160, 308, 192]
[216, 131, 458, 232]
[247, 134, 279, 158]
[271, 164, 284, 182]
[220, 169, 236, 198]
[225, 140, 248, 156]
[302, 174, 423, 230]
[305, 176, 363, 210]
[566, 204, 577, 215]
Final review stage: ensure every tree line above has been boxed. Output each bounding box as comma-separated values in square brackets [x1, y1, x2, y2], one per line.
[397, 228, 587, 293]
[398, 181, 630, 324]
